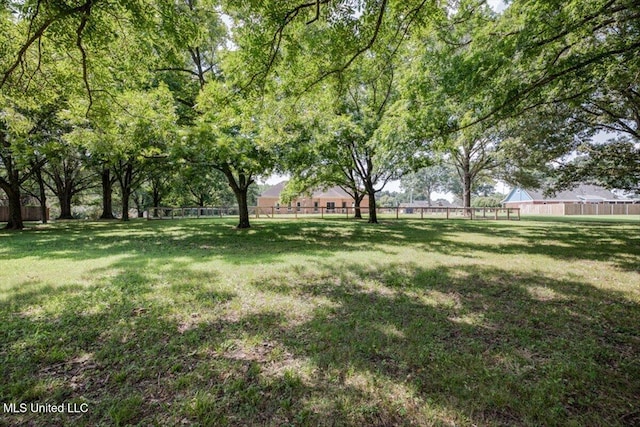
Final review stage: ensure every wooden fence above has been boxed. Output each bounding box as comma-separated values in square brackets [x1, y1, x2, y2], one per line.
[563, 203, 640, 216]
[0, 206, 49, 222]
[516, 203, 640, 216]
[148, 206, 520, 221]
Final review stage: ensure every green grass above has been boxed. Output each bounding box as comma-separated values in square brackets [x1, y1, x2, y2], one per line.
[1, 217, 639, 426]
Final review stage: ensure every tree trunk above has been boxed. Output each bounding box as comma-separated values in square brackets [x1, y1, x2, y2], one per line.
[220, 167, 252, 229]
[1, 135, 25, 229]
[235, 188, 251, 229]
[100, 168, 116, 219]
[121, 187, 131, 221]
[134, 192, 146, 218]
[152, 189, 161, 218]
[463, 172, 472, 209]
[34, 166, 48, 224]
[4, 180, 24, 230]
[353, 194, 364, 219]
[57, 187, 73, 219]
[120, 164, 133, 222]
[367, 190, 378, 224]
[1, 160, 24, 230]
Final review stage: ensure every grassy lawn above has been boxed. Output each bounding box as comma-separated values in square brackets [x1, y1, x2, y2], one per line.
[1, 217, 639, 426]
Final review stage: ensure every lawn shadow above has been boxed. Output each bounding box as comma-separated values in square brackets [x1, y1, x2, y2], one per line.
[2, 218, 638, 273]
[251, 261, 640, 426]
[2, 218, 640, 425]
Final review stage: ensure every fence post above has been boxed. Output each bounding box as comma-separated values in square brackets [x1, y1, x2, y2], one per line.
[507, 209, 510, 220]
[421, 208, 424, 219]
[321, 207, 324, 219]
[396, 206, 399, 219]
[446, 208, 450, 220]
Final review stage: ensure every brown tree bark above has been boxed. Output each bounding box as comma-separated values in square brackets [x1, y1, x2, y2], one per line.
[4, 180, 24, 230]
[0, 157, 24, 230]
[100, 168, 116, 219]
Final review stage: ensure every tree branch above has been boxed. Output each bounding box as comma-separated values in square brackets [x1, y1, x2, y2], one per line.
[1, 1, 94, 89]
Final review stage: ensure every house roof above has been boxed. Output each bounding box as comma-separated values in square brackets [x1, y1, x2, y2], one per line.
[260, 181, 287, 198]
[503, 184, 625, 203]
[311, 186, 351, 199]
[259, 181, 352, 199]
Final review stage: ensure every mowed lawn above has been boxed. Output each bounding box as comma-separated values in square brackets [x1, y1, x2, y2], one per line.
[1, 217, 639, 426]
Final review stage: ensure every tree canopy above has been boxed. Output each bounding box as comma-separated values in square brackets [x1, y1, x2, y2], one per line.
[1, 0, 638, 229]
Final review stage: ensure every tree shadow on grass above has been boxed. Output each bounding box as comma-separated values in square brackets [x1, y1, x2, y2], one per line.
[0, 219, 407, 265]
[395, 219, 640, 273]
[1, 218, 639, 425]
[252, 261, 640, 426]
[1, 218, 638, 273]
[3, 257, 639, 426]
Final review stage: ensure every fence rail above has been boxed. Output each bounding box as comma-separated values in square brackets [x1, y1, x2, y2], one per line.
[147, 206, 520, 221]
[514, 203, 640, 216]
[0, 206, 49, 222]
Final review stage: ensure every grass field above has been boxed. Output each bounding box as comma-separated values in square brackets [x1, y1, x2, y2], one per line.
[1, 217, 639, 426]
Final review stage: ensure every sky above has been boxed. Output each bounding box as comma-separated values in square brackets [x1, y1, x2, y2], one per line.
[487, 0, 508, 13]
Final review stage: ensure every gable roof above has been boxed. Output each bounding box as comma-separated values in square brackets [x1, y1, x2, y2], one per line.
[503, 184, 623, 203]
[259, 181, 352, 199]
[311, 186, 351, 199]
[260, 181, 287, 198]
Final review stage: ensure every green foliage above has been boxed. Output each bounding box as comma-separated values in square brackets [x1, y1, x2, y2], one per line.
[471, 195, 505, 208]
[554, 139, 640, 194]
[2, 0, 638, 226]
[401, 164, 453, 204]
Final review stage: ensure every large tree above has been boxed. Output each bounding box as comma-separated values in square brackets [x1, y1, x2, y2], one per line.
[187, 80, 275, 229]
[451, 0, 639, 191]
[276, 40, 425, 223]
[0, 0, 163, 228]
[401, 164, 452, 206]
[43, 142, 95, 220]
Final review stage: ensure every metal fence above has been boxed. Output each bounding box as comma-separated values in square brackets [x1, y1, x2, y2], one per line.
[148, 206, 520, 221]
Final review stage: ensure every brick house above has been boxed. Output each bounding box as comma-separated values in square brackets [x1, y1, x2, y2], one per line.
[257, 181, 368, 213]
[501, 184, 639, 215]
